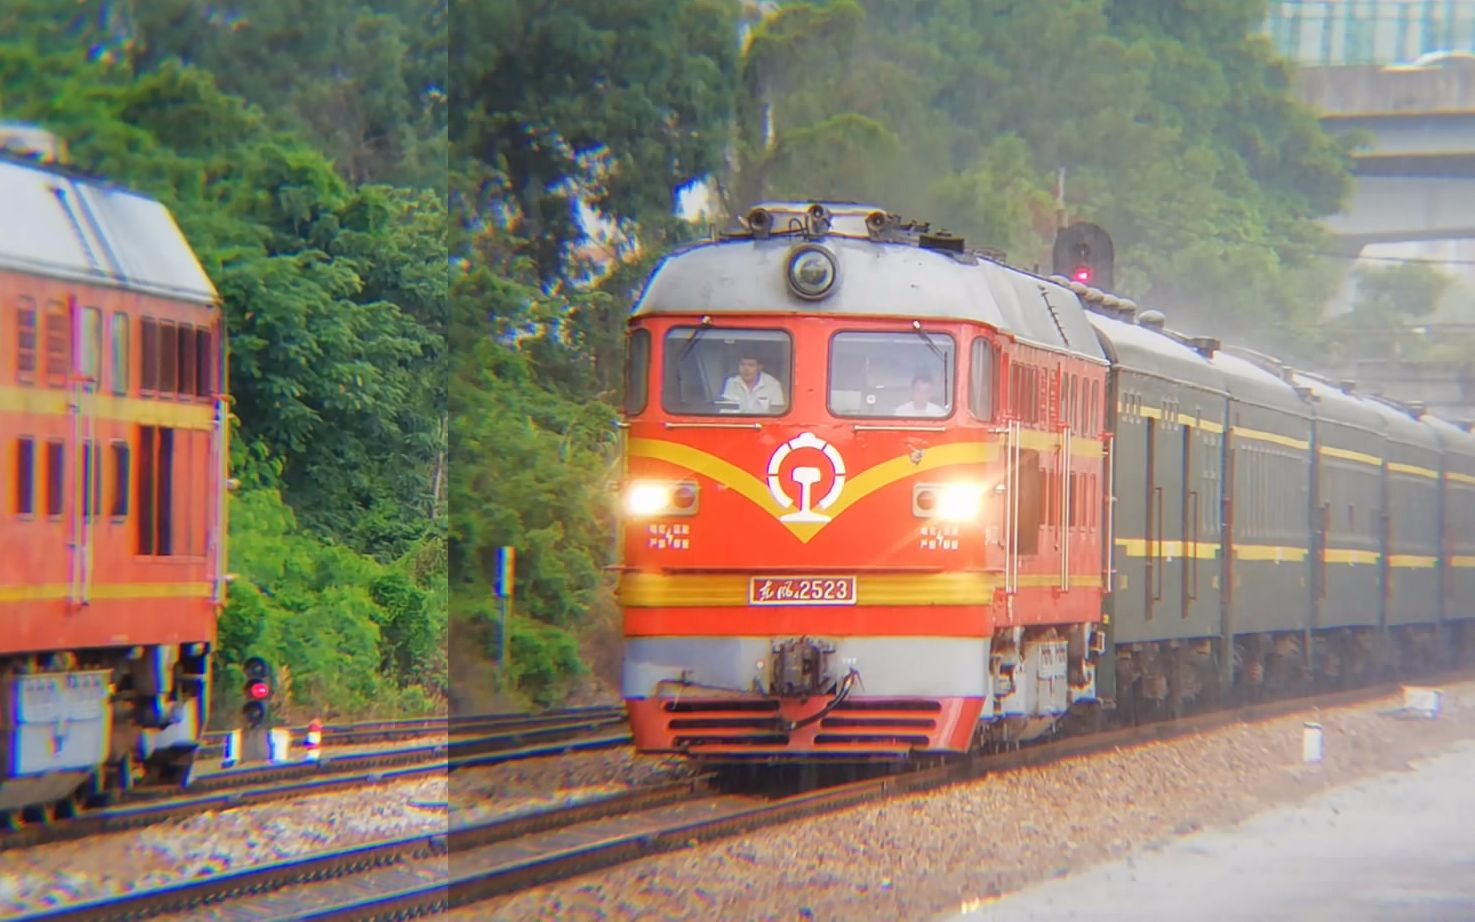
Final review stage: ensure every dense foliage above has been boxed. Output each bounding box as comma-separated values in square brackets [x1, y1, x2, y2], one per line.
[1, 1, 448, 722]
[736, 0, 1356, 347]
[450, 0, 1371, 704]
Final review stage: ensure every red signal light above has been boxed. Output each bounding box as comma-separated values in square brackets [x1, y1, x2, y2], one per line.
[248, 681, 270, 700]
[1072, 266, 1092, 283]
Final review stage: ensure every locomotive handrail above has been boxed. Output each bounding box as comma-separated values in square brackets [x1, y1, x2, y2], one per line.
[1153, 485, 1165, 603]
[662, 421, 762, 430]
[1104, 430, 1116, 595]
[1061, 426, 1072, 591]
[1008, 420, 1021, 594]
[1188, 490, 1200, 602]
[851, 424, 948, 432]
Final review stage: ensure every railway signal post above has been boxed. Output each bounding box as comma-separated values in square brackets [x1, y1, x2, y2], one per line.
[240, 656, 274, 763]
[1053, 221, 1114, 292]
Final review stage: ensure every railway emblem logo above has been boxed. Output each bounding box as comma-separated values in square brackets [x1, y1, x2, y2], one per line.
[766, 432, 846, 523]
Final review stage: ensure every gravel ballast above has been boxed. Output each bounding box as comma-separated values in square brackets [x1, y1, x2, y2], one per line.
[0, 744, 681, 917]
[0, 774, 448, 916]
[450, 747, 696, 826]
[461, 681, 1475, 922]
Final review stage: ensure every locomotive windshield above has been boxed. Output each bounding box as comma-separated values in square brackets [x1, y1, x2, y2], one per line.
[661, 326, 791, 416]
[828, 331, 955, 418]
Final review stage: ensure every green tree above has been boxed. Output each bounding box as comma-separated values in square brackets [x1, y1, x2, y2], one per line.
[0, 23, 448, 716]
[1324, 263, 1454, 363]
[450, 0, 741, 282]
[728, 0, 1355, 344]
[447, 1, 743, 705]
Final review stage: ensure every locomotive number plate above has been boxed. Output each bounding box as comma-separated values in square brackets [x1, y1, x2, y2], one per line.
[748, 576, 857, 606]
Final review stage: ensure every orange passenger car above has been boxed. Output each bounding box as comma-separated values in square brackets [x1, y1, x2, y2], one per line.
[618, 202, 1109, 760]
[0, 130, 226, 816]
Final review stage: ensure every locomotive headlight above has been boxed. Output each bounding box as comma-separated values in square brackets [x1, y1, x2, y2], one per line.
[785, 244, 837, 300]
[624, 480, 700, 517]
[626, 482, 671, 516]
[935, 483, 987, 522]
[913, 481, 987, 520]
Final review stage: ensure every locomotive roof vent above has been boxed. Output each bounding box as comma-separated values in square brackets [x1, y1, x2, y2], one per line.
[1189, 336, 1220, 358]
[1407, 400, 1427, 418]
[1137, 309, 1166, 330]
[1338, 379, 1357, 394]
[918, 229, 965, 253]
[0, 121, 68, 165]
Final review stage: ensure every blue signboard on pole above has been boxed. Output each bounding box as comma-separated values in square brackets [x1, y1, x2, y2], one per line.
[494, 546, 515, 598]
[494, 546, 514, 666]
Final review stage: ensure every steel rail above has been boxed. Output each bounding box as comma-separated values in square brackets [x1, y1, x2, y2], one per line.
[434, 669, 1475, 912]
[14, 672, 1469, 919]
[2, 719, 631, 851]
[7, 781, 703, 922]
[197, 705, 626, 758]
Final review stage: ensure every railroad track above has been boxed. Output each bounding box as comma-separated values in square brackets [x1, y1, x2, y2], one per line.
[196, 704, 625, 759]
[15, 672, 1467, 921]
[2, 711, 631, 851]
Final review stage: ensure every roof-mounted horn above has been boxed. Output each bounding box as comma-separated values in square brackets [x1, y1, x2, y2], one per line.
[746, 207, 773, 240]
[806, 202, 832, 237]
[865, 210, 893, 240]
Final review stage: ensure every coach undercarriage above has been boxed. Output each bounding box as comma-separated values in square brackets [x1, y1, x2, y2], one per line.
[1110, 622, 1473, 727]
[0, 644, 209, 823]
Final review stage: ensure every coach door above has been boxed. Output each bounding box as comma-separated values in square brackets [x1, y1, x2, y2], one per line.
[1145, 397, 1187, 624]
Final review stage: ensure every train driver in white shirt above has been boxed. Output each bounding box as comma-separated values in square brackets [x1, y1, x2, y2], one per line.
[720, 353, 786, 414]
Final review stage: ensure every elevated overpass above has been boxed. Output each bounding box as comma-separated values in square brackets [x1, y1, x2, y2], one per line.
[1293, 54, 1475, 252]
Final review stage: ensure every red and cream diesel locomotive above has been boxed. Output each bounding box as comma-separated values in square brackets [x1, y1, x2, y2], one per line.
[617, 199, 1475, 764]
[0, 127, 227, 817]
[617, 201, 1110, 758]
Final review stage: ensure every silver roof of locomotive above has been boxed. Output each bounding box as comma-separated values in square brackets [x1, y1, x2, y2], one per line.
[0, 153, 218, 306]
[632, 201, 1107, 361]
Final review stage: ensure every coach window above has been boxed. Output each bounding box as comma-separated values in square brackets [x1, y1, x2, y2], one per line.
[830, 330, 955, 418]
[140, 317, 159, 393]
[137, 425, 174, 555]
[45, 439, 64, 517]
[624, 329, 650, 414]
[81, 441, 101, 520]
[80, 307, 102, 383]
[969, 338, 996, 421]
[44, 301, 67, 388]
[196, 329, 213, 398]
[16, 297, 37, 384]
[15, 437, 34, 516]
[180, 325, 198, 398]
[110, 312, 129, 394]
[662, 327, 791, 416]
[160, 321, 179, 396]
[109, 440, 130, 518]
